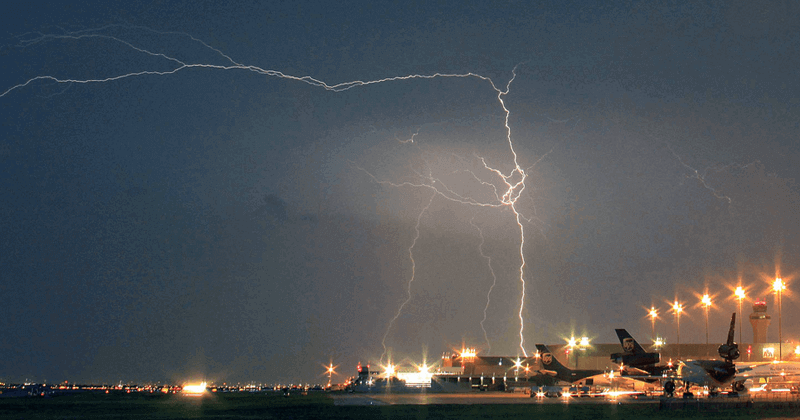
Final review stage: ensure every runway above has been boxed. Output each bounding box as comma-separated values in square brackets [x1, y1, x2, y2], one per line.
[332, 392, 657, 406]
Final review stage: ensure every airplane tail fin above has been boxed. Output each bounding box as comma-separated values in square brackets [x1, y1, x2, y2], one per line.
[535, 344, 571, 376]
[718, 313, 740, 362]
[726, 312, 736, 346]
[615, 329, 646, 354]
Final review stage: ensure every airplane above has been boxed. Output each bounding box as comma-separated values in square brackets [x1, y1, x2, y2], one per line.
[660, 313, 741, 397]
[735, 360, 800, 389]
[534, 344, 604, 384]
[611, 328, 672, 374]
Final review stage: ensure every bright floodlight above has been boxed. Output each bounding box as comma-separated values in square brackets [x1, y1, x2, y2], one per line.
[514, 358, 523, 369]
[649, 307, 658, 319]
[701, 294, 712, 307]
[384, 364, 395, 377]
[773, 278, 785, 292]
[672, 301, 683, 313]
[182, 382, 207, 395]
[580, 337, 590, 347]
[735, 286, 745, 300]
[567, 337, 577, 347]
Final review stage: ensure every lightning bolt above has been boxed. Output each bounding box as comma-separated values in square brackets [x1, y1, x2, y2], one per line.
[3, 25, 536, 357]
[667, 144, 759, 204]
[480, 67, 531, 356]
[380, 190, 436, 364]
[470, 217, 497, 354]
[2, 27, 506, 98]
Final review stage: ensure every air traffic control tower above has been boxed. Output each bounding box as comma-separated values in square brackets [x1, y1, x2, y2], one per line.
[749, 300, 771, 343]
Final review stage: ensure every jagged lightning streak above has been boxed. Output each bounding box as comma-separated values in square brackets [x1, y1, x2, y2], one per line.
[668, 144, 758, 204]
[380, 190, 436, 363]
[470, 217, 497, 354]
[479, 67, 531, 356]
[3, 25, 535, 356]
[2, 26, 508, 98]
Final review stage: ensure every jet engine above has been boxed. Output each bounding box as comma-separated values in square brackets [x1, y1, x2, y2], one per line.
[718, 343, 740, 362]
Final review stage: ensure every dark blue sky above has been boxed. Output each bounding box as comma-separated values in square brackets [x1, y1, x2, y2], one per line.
[1, 1, 799, 384]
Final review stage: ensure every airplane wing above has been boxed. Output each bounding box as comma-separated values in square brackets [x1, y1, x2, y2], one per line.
[735, 361, 800, 381]
[532, 369, 558, 377]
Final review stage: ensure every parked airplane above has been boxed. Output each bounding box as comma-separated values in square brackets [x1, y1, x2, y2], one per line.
[534, 344, 604, 384]
[661, 313, 740, 397]
[611, 329, 673, 376]
[735, 360, 800, 387]
[615, 313, 800, 397]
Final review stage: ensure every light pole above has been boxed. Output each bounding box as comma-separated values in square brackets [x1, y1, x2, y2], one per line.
[673, 300, 683, 358]
[773, 278, 785, 360]
[701, 294, 712, 346]
[514, 358, 522, 379]
[734, 286, 745, 345]
[326, 362, 336, 387]
[648, 307, 658, 345]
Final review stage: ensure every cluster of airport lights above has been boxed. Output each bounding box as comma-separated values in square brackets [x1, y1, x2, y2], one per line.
[646, 278, 789, 358]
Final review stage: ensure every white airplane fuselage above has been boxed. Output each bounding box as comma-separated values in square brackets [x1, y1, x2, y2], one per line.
[676, 360, 736, 388]
[736, 361, 800, 382]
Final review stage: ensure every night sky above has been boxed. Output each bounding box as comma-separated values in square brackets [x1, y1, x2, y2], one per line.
[2, 1, 799, 385]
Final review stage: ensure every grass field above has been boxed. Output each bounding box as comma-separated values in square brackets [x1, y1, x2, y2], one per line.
[0, 391, 798, 419]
